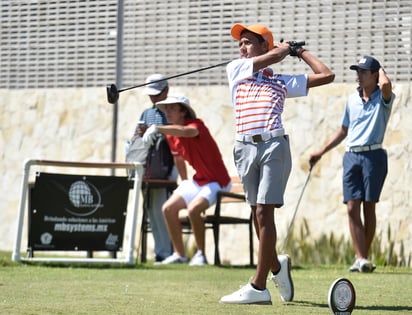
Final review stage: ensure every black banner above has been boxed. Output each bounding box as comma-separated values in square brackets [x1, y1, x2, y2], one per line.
[28, 172, 130, 252]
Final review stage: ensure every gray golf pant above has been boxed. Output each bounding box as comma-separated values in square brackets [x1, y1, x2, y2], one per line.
[147, 187, 172, 259]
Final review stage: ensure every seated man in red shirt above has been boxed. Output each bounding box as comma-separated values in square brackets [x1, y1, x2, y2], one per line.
[142, 95, 231, 266]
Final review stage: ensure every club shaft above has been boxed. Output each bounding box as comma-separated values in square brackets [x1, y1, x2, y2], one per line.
[118, 60, 231, 93]
[281, 166, 313, 251]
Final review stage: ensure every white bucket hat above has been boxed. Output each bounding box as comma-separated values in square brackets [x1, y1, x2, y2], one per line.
[156, 95, 196, 119]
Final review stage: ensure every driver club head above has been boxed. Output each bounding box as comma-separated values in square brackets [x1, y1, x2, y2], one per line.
[106, 84, 119, 104]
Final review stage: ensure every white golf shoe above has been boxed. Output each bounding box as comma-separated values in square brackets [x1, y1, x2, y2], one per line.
[160, 252, 189, 264]
[189, 250, 208, 266]
[220, 283, 272, 305]
[349, 258, 376, 273]
[270, 254, 294, 302]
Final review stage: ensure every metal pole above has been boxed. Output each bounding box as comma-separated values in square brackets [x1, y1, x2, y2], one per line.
[111, 0, 124, 170]
[11, 159, 33, 262]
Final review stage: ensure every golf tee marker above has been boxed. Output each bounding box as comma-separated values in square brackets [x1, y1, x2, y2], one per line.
[328, 278, 356, 314]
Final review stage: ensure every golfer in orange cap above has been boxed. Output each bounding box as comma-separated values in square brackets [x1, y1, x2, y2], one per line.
[220, 23, 335, 305]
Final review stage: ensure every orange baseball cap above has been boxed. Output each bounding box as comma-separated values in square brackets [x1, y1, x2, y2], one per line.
[231, 23, 274, 50]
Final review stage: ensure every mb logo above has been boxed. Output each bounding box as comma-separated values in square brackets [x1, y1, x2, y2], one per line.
[65, 179, 102, 216]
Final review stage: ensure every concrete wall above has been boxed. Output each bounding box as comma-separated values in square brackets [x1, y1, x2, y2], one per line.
[1, 83, 411, 264]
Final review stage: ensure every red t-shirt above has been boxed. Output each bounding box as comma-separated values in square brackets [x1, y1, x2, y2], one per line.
[166, 118, 230, 188]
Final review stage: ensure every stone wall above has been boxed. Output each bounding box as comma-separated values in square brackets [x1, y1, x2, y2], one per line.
[1, 83, 411, 264]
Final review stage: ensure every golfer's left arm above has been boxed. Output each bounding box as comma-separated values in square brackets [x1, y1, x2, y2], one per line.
[174, 156, 188, 180]
[303, 50, 335, 88]
[379, 68, 392, 103]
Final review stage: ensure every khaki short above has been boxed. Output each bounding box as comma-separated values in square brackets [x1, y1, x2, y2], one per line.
[233, 135, 291, 207]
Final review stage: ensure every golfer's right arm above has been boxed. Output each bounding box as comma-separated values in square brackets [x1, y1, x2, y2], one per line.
[309, 125, 347, 166]
[252, 43, 290, 72]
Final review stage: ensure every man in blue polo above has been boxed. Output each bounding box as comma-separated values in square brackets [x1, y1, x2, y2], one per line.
[130, 74, 185, 263]
[310, 56, 395, 272]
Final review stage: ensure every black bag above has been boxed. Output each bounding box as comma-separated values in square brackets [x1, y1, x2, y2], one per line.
[144, 135, 174, 179]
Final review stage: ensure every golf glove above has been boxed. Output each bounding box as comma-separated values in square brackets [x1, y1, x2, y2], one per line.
[142, 124, 158, 147]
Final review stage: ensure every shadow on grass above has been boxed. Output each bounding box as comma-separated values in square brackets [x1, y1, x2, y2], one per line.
[216, 264, 307, 270]
[21, 261, 139, 269]
[215, 264, 256, 269]
[13, 259, 257, 270]
[293, 300, 412, 313]
[290, 300, 329, 310]
[10, 261, 309, 270]
[374, 270, 412, 276]
[355, 305, 412, 312]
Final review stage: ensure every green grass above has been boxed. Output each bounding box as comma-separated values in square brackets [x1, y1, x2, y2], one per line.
[0, 251, 411, 314]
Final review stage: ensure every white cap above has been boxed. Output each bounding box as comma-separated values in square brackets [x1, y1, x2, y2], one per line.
[144, 73, 168, 95]
[156, 95, 196, 119]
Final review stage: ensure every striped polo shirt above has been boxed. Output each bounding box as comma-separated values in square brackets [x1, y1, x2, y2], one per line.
[227, 58, 308, 135]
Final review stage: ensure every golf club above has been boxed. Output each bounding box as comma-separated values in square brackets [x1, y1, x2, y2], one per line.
[280, 165, 313, 252]
[106, 60, 231, 104]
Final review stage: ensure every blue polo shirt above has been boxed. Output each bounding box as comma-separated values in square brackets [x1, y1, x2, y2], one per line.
[133, 105, 167, 136]
[342, 87, 395, 148]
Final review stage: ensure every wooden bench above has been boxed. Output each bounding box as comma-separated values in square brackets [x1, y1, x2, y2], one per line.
[140, 177, 254, 265]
